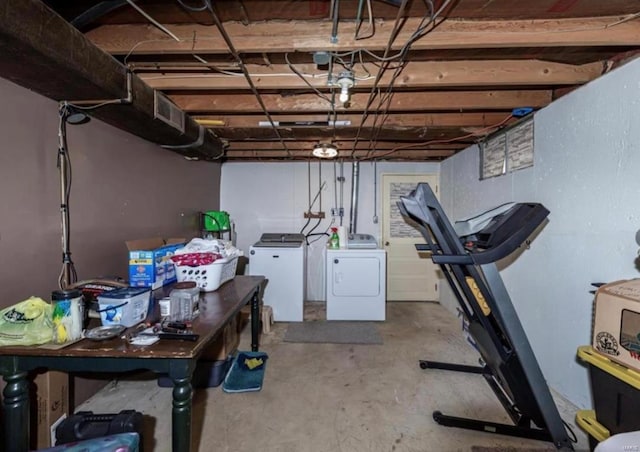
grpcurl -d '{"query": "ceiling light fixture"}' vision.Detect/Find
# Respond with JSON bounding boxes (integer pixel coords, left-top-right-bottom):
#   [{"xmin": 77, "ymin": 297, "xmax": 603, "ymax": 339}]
[
  {"xmin": 312, "ymin": 143, "xmax": 339, "ymax": 159},
  {"xmin": 336, "ymin": 71, "xmax": 354, "ymax": 106}
]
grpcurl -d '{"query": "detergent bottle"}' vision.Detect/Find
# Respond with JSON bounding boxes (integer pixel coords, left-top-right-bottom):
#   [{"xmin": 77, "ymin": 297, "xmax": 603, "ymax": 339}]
[{"xmin": 329, "ymin": 227, "xmax": 340, "ymax": 249}]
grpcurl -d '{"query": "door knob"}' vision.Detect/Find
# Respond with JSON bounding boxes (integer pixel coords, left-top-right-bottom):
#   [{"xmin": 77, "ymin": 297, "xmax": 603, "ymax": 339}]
[
  {"xmin": 384, "ymin": 241, "xmax": 390, "ymax": 246},
  {"xmin": 334, "ymin": 259, "xmax": 339, "ymax": 264}
]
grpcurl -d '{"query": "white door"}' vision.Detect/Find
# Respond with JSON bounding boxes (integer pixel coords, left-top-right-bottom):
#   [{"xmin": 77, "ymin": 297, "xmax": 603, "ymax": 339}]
[{"xmin": 382, "ymin": 174, "xmax": 440, "ymax": 301}]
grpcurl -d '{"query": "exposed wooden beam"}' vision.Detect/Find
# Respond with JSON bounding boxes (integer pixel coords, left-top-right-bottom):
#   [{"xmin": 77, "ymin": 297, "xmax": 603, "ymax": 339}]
[
  {"xmin": 227, "ymin": 141, "xmax": 463, "ymax": 150},
  {"xmin": 170, "ymin": 90, "xmax": 552, "ymax": 113},
  {"xmin": 0, "ymin": 0, "xmax": 223, "ymax": 159},
  {"xmin": 195, "ymin": 112, "xmax": 512, "ymax": 128},
  {"xmin": 215, "ymin": 126, "xmax": 482, "ymax": 141},
  {"xmin": 141, "ymin": 61, "xmax": 602, "ymax": 90},
  {"xmin": 86, "ymin": 17, "xmax": 640, "ymax": 55},
  {"xmin": 224, "ymin": 149, "xmax": 456, "ymax": 160}
]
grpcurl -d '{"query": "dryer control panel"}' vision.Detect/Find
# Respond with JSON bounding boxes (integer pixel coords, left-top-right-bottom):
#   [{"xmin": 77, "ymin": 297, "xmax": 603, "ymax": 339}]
[{"xmin": 347, "ymin": 234, "xmax": 378, "ymax": 249}]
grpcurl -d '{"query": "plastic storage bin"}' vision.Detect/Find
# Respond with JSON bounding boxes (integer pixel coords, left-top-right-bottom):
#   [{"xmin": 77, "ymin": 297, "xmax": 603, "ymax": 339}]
[
  {"xmin": 175, "ymin": 255, "xmax": 238, "ymax": 292},
  {"xmin": 577, "ymin": 346, "xmax": 640, "ymax": 436},
  {"xmin": 96, "ymin": 287, "xmax": 151, "ymax": 327},
  {"xmin": 40, "ymin": 432, "xmax": 139, "ymax": 452},
  {"xmin": 576, "ymin": 409, "xmax": 609, "ymax": 451},
  {"xmin": 157, "ymin": 357, "xmax": 232, "ymax": 388}
]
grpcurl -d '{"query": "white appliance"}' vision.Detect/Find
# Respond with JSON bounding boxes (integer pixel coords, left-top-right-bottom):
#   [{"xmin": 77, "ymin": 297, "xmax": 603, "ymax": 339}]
[
  {"xmin": 249, "ymin": 233, "xmax": 306, "ymax": 322},
  {"xmin": 326, "ymin": 248, "xmax": 386, "ymax": 321},
  {"xmin": 347, "ymin": 233, "xmax": 378, "ymax": 249}
]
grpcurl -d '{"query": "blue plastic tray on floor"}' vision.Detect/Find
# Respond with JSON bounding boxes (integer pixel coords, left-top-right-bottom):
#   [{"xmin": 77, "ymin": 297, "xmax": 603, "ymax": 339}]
[{"xmin": 222, "ymin": 351, "xmax": 268, "ymax": 393}]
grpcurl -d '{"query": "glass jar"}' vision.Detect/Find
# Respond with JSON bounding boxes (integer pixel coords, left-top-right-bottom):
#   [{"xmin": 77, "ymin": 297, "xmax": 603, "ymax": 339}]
[
  {"xmin": 51, "ymin": 289, "xmax": 84, "ymax": 343},
  {"xmin": 169, "ymin": 282, "xmax": 199, "ymax": 321}
]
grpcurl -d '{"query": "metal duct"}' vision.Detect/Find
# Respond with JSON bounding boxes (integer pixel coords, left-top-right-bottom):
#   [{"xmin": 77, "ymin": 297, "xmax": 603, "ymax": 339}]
[{"xmin": 349, "ymin": 161, "xmax": 360, "ymax": 234}]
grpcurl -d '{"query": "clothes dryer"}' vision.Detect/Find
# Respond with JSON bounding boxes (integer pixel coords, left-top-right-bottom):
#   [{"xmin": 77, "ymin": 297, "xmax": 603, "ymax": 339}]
[{"xmin": 326, "ymin": 248, "xmax": 386, "ymax": 321}]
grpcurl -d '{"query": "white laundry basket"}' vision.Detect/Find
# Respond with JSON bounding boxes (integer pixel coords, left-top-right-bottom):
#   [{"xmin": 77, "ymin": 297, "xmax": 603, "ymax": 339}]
[{"xmin": 174, "ymin": 255, "xmax": 238, "ymax": 292}]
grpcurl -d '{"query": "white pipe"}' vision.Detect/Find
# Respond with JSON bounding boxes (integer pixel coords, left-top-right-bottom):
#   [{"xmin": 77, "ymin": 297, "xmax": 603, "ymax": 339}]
[{"xmin": 349, "ymin": 161, "xmax": 360, "ymax": 234}]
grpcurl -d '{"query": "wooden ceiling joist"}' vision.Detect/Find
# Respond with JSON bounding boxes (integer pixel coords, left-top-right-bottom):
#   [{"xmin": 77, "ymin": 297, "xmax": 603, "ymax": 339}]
[
  {"xmin": 215, "ymin": 126, "xmax": 480, "ymax": 141},
  {"xmin": 195, "ymin": 112, "xmax": 513, "ymax": 128},
  {"xmin": 10, "ymin": 0, "xmax": 638, "ymax": 162},
  {"xmin": 139, "ymin": 60, "xmax": 603, "ymax": 90},
  {"xmin": 170, "ymin": 90, "xmax": 553, "ymax": 113},
  {"xmin": 86, "ymin": 18, "xmax": 640, "ymax": 56},
  {"xmin": 0, "ymin": 0, "xmax": 223, "ymax": 160},
  {"xmin": 223, "ymin": 149, "xmax": 456, "ymax": 160},
  {"xmin": 226, "ymin": 141, "xmax": 463, "ymax": 151}
]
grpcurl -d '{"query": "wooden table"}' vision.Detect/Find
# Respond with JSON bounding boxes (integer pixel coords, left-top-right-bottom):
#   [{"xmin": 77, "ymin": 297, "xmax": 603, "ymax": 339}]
[{"xmin": 0, "ymin": 275, "xmax": 265, "ymax": 452}]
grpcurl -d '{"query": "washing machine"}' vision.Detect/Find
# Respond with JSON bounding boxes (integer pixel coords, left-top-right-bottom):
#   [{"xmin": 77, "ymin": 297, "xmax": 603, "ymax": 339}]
[
  {"xmin": 326, "ymin": 248, "xmax": 386, "ymax": 321},
  {"xmin": 249, "ymin": 233, "xmax": 306, "ymax": 322}
]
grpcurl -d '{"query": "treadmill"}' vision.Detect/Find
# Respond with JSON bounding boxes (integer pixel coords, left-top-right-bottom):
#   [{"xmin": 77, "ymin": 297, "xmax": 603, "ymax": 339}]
[{"xmin": 399, "ymin": 183, "xmax": 573, "ymax": 451}]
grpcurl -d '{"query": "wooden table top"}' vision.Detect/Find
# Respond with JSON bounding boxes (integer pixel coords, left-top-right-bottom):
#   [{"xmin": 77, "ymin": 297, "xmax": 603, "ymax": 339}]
[{"xmin": 0, "ymin": 275, "xmax": 265, "ymax": 360}]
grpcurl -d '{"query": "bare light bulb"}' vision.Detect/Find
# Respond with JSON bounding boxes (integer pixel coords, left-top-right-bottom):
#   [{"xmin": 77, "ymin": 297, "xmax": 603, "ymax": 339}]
[{"xmin": 339, "ymin": 85, "xmax": 350, "ymax": 104}]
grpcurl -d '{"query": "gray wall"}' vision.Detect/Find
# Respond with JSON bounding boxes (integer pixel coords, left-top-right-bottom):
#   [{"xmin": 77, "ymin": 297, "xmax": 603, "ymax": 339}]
[
  {"xmin": 221, "ymin": 161, "xmax": 440, "ymax": 301},
  {"xmin": 0, "ymin": 77, "xmax": 221, "ymax": 403},
  {"xmin": 440, "ymin": 57, "xmax": 640, "ymax": 408}
]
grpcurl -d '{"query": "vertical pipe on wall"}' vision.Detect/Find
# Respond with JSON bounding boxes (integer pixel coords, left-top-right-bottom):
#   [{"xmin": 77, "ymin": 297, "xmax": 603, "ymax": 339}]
[
  {"xmin": 349, "ymin": 161, "xmax": 359, "ymax": 234},
  {"xmin": 340, "ymin": 161, "xmax": 344, "ymax": 226},
  {"xmin": 330, "ymin": 0, "xmax": 340, "ymax": 43}
]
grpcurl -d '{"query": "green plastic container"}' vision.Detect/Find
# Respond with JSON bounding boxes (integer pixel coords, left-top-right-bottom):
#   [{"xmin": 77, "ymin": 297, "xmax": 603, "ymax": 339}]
[{"xmin": 202, "ymin": 211, "xmax": 230, "ymax": 232}]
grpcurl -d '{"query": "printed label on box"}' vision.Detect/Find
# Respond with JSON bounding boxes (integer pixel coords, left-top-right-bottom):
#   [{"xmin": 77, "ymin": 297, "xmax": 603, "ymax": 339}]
[{"xmin": 593, "ymin": 279, "xmax": 640, "ymax": 372}]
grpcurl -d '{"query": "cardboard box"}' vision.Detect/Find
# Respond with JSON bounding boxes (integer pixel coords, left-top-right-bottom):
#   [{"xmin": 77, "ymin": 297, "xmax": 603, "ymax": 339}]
[
  {"xmin": 126, "ymin": 237, "xmax": 185, "ymax": 289},
  {"xmin": 33, "ymin": 370, "xmax": 69, "ymax": 449},
  {"xmin": 593, "ymin": 279, "xmax": 640, "ymax": 371}
]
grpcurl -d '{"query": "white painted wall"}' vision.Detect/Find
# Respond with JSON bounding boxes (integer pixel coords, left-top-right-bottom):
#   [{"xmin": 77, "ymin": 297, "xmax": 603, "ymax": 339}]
[
  {"xmin": 440, "ymin": 58, "xmax": 640, "ymax": 408},
  {"xmin": 221, "ymin": 161, "xmax": 439, "ymax": 300}
]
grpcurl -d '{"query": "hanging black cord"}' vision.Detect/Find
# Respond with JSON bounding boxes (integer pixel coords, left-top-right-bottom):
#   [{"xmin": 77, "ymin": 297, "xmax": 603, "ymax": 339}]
[
  {"xmin": 562, "ymin": 419, "xmax": 578, "ymax": 444},
  {"xmin": 57, "ymin": 105, "xmax": 78, "ymax": 289}
]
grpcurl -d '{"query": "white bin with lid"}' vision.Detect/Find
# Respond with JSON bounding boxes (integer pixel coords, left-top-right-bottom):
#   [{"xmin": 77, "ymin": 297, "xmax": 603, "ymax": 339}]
[{"xmin": 97, "ymin": 287, "xmax": 151, "ymax": 327}]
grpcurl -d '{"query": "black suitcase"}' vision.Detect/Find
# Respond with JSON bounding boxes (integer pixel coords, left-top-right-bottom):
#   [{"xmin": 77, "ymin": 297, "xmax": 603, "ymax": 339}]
[{"xmin": 55, "ymin": 409, "xmax": 143, "ymax": 446}]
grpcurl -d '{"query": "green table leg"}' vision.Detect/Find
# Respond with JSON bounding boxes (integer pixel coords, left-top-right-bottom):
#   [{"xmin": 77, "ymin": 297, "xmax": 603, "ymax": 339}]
[
  {"xmin": 171, "ymin": 375, "xmax": 192, "ymax": 452},
  {"xmin": 251, "ymin": 289, "xmax": 260, "ymax": 352},
  {"xmin": 3, "ymin": 371, "xmax": 29, "ymax": 452}
]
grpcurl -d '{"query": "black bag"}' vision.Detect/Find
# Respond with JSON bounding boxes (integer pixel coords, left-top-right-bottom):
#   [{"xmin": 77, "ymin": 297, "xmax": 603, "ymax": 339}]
[{"xmin": 55, "ymin": 409, "xmax": 143, "ymax": 445}]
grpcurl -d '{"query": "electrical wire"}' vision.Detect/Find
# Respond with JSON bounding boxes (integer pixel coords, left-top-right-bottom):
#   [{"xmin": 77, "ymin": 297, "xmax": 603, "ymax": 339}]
[
  {"xmin": 204, "ymin": 1, "xmax": 293, "ymax": 159},
  {"xmin": 360, "ymin": 0, "xmax": 454, "ymax": 159},
  {"xmin": 285, "ymin": 53, "xmax": 333, "ymax": 104},
  {"xmin": 306, "ymin": 232, "xmax": 331, "ymax": 245},
  {"xmin": 305, "ymin": 218, "xmax": 324, "ymax": 245},
  {"xmin": 57, "ymin": 105, "xmax": 79, "ymax": 289},
  {"xmin": 355, "ymin": 0, "xmax": 375, "ymax": 40},
  {"xmin": 125, "ymin": 0, "xmax": 180, "ymax": 41},
  {"xmin": 373, "ymin": 160, "xmax": 378, "ymax": 223},
  {"xmin": 348, "ymin": 0, "xmax": 414, "ymax": 158},
  {"xmin": 63, "ymin": 99, "xmax": 125, "ymax": 111},
  {"xmin": 308, "ymin": 160, "xmax": 311, "ymax": 211},
  {"xmin": 176, "ymin": 0, "xmax": 208, "ymax": 12},
  {"xmin": 562, "ymin": 419, "xmax": 578, "ymax": 444}
]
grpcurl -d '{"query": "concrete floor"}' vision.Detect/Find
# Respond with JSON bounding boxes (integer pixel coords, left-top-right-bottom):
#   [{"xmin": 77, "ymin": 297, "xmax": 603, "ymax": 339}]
[{"xmin": 77, "ymin": 301, "xmax": 589, "ymax": 452}]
